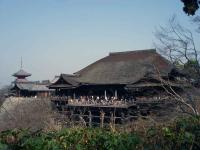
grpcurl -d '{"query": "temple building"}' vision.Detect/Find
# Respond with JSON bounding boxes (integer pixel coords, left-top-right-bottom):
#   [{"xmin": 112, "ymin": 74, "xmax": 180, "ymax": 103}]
[
  {"xmin": 49, "ymin": 49, "xmax": 188, "ymax": 125},
  {"xmin": 49, "ymin": 49, "xmax": 186, "ymax": 100},
  {"xmin": 11, "ymin": 66, "xmax": 54, "ymax": 97}
]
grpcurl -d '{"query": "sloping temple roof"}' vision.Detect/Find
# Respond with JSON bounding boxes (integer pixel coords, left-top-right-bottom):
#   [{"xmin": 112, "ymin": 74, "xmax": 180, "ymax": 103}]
[
  {"xmin": 50, "ymin": 49, "xmax": 177, "ymax": 88},
  {"xmin": 75, "ymin": 49, "xmax": 174, "ymax": 84},
  {"xmin": 12, "ymin": 83, "xmax": 54, "ymax": 92},
  {"xmin": 49, "ymin": 74, "xmax": 80, "ymax": 89}
]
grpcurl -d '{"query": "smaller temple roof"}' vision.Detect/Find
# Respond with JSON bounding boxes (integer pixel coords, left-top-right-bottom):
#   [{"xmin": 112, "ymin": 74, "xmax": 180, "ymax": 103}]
[
  {"xmin": 13, "ymin": 69, "xmax": 31, "ymax": 77},
  {"xmin": 51, "ymin": 76, "xmax": 61, "ymax": 84},
  {"xmin": 49, "ymin": 74, "xmax": 80, "ymax": 89},
  {"xmin": 12, "ymin": 83, "xmax": 54, "ymax": 92},
  {"xmin": 31, "ymin": 84, "xmax": 54, "ymax": 92},
  {"xmin": 14, "ymin": 78, "xmax": 29, "ymax": 83},
  {"xmin": 61, "ymin": 74, "xmax": 80, "ymax": 86}
]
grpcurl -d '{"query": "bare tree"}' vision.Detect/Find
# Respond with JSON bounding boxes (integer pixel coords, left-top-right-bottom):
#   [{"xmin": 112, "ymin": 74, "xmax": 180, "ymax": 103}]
[
  {"xmin": 155, "ymin": 66, "xmax": 199, "ymax": 116},
  {"xmin": 154, "ymin": 17, "xmax": 200, "ymax": 116},
  {"xmin": 0, "ymin": 86, "xmax": 10, "ymax": 107},
  {"xmin": 154, "ymin": 16, "xmax": 200, "ymax": 85},
  {"xmin": 193, "ymin": 15, "xmax": 200, "ymax": 32}
]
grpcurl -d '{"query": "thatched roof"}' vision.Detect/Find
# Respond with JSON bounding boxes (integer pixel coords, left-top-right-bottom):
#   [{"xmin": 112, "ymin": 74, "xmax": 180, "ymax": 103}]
[
  {"xmin": 75, "ymin": 49, "xmax": 174, "ymax": 84},
  {"xmin": 50, "ymin": 49, "xmax": 177, "ymax": 89},
  {"xmin": 125, "ymin": 82, "xmax": 184, "ymax": 89}
]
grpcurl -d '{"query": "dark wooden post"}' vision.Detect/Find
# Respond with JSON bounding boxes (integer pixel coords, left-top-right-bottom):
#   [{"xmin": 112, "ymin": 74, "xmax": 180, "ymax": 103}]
[
  {"xmin": 121, "ymin": 112, "xmax": 125, "ymax": 125},
  {"xmin": 100, "ymin": 110, "xmax": 105, "ymax": 128},
  {"xmin": 61, "ymin": 105, "xmax": 65, "ymax": 112},
  {"xmin": 70, "ymin": 110, "xmax": 74, "ymax": 127},
  {"xmin": 70, "ymin": 110, "xmax": 74, "ymax": 120},
  {"xmin": 127, "ymin": 110, "xmax": 131, "ymax": 126},
  {"xmin": 88, "ymin": 111, "xmax": 92, "ymax": 127},
  {"xmin": 110, "ymin": 112, "xmax": 114, "ymax": 128},
  {"xmin": 79, "ymin": 110, "xmax": 86, "ymax": 126}
]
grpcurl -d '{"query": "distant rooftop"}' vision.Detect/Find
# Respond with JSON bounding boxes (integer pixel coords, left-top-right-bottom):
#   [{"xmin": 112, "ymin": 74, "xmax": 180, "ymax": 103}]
[{"xmin": 12, "ymin": 82, "xmax": 54, "ymax": 92}]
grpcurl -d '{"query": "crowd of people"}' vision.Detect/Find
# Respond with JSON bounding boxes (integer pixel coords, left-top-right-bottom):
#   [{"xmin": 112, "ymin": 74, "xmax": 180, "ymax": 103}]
[
  {"xmin": 52, "ymin": 95, "xmax": 136, "ymax": 106},
  {"xmin": 52, "ymin": 95, "xmax": 168, "ymax": 106}
]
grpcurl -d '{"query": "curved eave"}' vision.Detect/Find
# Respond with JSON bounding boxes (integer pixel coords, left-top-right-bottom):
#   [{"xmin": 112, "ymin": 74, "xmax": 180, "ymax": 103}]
[
  {"xmin": 13, "ymin": 69, "xmax": 32, "ymax": 77},
  {"xmin": 125, "ymin": 82, "xmax": 189, "ymax": 89},
  {"xmin": 48, "ymin": 84, "xmax": 78, "ymax": 89},
  {"xmin": 13, "ymin": 74, "xmax": 31, "ymax": 77}
]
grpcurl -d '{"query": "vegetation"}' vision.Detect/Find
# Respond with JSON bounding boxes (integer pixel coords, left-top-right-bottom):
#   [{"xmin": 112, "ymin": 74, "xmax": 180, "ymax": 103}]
[
  {"xmin": 154, "ymin": 16, "xmax": 200, "ymax": 116},
  {"xmin": 181, "ymin": 0, "xmax": 200, "ymax": 15},
  {"xmin": 155, "ymin": 16, "xmax": 200, "ymax": 74},
  {"xmin": 0, "ymin": 98, "xmax": 62, "ymax": 132},
  {"xmin": 0, "ymin": 116, "xmax": 199, "ymax": 150},
  {"xmin": 0, "ymin": 86, "xmax": 9, "ymax": 107}
]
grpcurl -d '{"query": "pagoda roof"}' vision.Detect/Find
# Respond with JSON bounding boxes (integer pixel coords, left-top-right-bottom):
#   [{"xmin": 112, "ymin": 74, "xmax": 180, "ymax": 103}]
[{"xmin": 13, "ymin": 69, "xmax": 31, "ymax": 77}]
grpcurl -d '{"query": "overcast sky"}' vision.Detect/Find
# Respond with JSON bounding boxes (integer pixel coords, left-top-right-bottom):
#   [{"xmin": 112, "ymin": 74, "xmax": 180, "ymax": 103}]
[{"xmin": 0, "ymin": 0, "xmax": 199, "ymax": 87}]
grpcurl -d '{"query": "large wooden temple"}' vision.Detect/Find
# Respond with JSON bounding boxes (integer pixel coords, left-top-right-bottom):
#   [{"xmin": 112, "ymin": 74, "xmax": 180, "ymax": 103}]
[
  {"xmin": 50, "ymin": 49, "xmax": 185, "ymax": 98},
  {"xmin": 49, "ymin": 49, "xmax": 187, "ymax": 125}
]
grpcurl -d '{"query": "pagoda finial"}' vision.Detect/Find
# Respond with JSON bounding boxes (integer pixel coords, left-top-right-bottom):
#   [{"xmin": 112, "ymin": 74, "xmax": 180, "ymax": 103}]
[{"xmin": 21, "ymin": 57, "xmax": 23, "ymax": 69}]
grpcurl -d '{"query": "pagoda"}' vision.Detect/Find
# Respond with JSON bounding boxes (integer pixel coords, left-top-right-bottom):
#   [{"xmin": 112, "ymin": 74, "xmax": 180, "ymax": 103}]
[
  {"xmin": 13, "ymin": 69, "xmax": 31, "ymax": 83},
  {"xmin": 11, "ymin": 59, "xmax": 54, "ymax": 97},
  {"xmin": 12, "ymin": 59, "xmax": 31, "ymax": 83}
]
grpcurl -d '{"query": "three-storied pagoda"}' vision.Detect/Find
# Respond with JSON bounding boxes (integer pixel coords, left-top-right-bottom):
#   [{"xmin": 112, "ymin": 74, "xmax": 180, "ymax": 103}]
[{"xmin": 11, "ymin": 64, "xmax": 54, "ymax": 97}]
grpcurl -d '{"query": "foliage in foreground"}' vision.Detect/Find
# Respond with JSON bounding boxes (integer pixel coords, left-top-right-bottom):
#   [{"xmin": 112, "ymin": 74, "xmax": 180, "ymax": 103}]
[{"xmin": 0, "ymin": 116, "xmax": 200, "ymax": 150}]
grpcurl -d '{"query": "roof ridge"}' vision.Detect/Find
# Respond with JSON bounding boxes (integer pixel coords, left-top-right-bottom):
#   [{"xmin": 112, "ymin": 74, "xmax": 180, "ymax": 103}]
[
  {"xmin": 74, "ymin": 49, "xmax": 157, "ymax": 75},
  {"xmin": 109, "ymin": 49, "xmax": 156, "ymax": 56},
  {"xmin": 61, "ymin": 73, "xmax": 77, "ymax": 77},
  {"xmin": 74, "ymin": 56, "xmax": 108, "ymax": 75}
]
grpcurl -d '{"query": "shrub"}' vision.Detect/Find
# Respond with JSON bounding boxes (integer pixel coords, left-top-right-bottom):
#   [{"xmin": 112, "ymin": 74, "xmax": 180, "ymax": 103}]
[{"xmin": 0, "ymin": 116, "xmax": 199, "ymax": 150}]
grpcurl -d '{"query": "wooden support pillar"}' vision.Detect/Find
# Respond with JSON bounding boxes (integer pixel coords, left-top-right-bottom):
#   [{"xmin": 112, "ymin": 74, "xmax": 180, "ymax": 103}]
[
  {"xmin": 70, "ymin": 110, "xmax": 74, "ymax": 119},
  {"xmin": 115, "ymin": 90, "xmax": 118, "ymax": 99},
  {"xmin": 121, "ymin": 112, "xmax": 125, "ymax": 125},
  {"xmin": 73, "ymin": 92, "xmax": 76, "ymax": 100},
  {"xmin": 70, "ymin": 110, "xmax": 74, "ymax": 127},
  {"xmin": 79, "ymin": 110, "xmax": 86, "ymax": 126},
  {"xmin": 127, "ymin": 110, "xmax": 131, "ymax": 126},
  {"xmin": 100, "ymin": 110, "xmax": 105, "ymax": 128},
  {"xmin": 61, "ymin": 105, "xmax": 64, "ymax": 112},
  {"xmin": 110, "ymin": 112, "xmax": 114, "ymax": 129},
  {"xmin": 104, "ymin": 90, "xmax": 107, "ymax": 100},
  {"xmin": 88, "ymin": 111, "xmax": 92, "ymax": 127}
]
